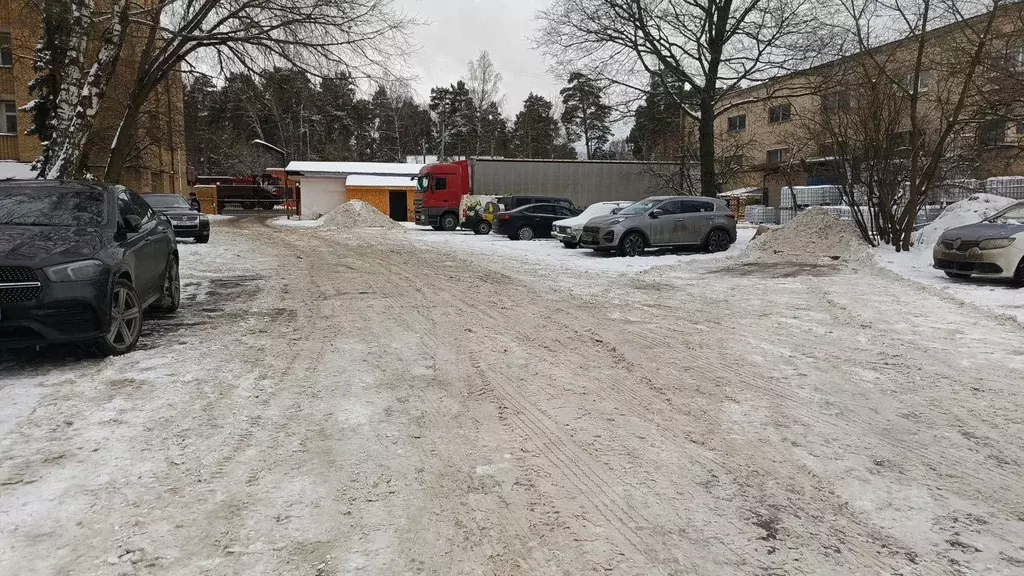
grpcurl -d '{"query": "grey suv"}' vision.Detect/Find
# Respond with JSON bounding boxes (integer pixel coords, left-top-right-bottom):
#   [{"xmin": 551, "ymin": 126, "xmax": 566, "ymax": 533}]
[{"xmin": 579, "ymin": 196, "xmax": 736, "ymax": 256}]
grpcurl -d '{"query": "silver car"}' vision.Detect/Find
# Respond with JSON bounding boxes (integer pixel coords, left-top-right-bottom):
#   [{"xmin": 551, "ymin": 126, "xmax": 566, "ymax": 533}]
[{"xmin": 578, "ymin": 196, "xmax": 737, "ymax": 257}]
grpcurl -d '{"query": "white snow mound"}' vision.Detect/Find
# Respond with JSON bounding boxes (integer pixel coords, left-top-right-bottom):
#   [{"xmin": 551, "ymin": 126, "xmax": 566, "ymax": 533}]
[
  {"xmin": 913, "ymin": 193, "xmax": 1017, "ymax": 253},
  {"xmin": 320, "ymin": 200, "xmax": 402, "ymax": 230},
  {"xmin": 746, "ymin": 207, "xmax": 868, "ymax": 262}
]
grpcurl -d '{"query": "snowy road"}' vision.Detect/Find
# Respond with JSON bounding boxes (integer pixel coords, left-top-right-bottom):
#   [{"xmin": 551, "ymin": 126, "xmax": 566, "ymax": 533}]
[{"xmin": 3, "ymin": 217, "xmax": 1024, "ymax": 575}]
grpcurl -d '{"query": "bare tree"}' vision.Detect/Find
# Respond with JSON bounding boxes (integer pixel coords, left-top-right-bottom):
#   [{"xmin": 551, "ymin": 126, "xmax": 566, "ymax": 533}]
[
  {"xmin": 465, "ymin": 51, "xmax": 504, "ymax": 110},
  {"xmin": 803, "ymin": 0, "xmax": 1008, "ymax": 250},
  {"xmin": 33, "ymin": 0, "xmax": 130, "ymax": 179},
  {"xmin": 537, "ymin": 0, "xmax": 825, "ymax": 197}
]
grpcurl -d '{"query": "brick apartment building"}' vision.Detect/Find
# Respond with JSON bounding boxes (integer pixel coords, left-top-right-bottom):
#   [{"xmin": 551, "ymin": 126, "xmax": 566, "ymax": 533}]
[
  {"xmin": 0, "ymin": 0, "xmax": 187, "ymax": 193},
  {"xmin": 713, "ymin": 4, "xmax": 1024, "ymax": 207}
]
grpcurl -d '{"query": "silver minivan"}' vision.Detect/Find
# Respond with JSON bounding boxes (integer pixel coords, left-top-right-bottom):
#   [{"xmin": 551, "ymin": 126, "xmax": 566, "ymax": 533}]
[{"xmin": 578, "ymin": 196, "xmax": 737, "ymax": 257}]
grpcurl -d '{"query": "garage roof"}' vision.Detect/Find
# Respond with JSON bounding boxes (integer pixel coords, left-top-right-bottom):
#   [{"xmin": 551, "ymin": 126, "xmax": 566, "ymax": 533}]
[
  {"xmin": 346, "ymin": 175, "xmax": 417, "ymax": 188},
  {"xmin": 285, "ymin": 161, "xmax": 425, "ymax": 178}
]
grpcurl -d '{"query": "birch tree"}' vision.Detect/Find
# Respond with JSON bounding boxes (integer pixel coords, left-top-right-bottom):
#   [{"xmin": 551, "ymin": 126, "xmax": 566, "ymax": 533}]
[
  {"xmin": 30, "ymin": 0, "xmax": 414, "ymax": 182},
  {"xmin": 30, "ymin": 0, "xmax": 130, "ymax": 179},
  {"xmin": 537, "ymin": 0, "xmax": 825, "ymax": 196}
]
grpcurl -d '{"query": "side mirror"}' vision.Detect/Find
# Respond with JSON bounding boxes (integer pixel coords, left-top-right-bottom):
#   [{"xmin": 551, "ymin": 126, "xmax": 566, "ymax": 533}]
[
  {"xmin": 611, "ymin": 207, "xmax": 622, "ymax": 215},
  {"xmin": 649, "ymin": 209, "xmax": 665, "ymax": 219},
  {"xmin": 123, "ymin": 214, "xmax": 143, "ymax": 233}
]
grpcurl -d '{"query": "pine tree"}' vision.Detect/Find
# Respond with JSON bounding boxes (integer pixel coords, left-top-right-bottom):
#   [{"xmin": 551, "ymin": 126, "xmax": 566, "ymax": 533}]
[
  {"xmin": 559, "ymin": 73, "xmax": 612, "ymax": 159},
  {"xmin": 510, "ymin": 93, "xmax": 573, "ymax": 159}
]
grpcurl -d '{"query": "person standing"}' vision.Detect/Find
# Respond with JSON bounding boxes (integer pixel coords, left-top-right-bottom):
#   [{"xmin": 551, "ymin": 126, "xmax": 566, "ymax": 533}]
[{"xmin": 188, "ymin": 192, "xmax": 202, "ymax": 213}]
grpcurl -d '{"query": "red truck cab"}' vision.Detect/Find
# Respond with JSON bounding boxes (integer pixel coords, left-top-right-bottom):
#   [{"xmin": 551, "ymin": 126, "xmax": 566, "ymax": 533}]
[{"xmin": 415, "ymin": 160, "xmax": 470, "ymax": 230}]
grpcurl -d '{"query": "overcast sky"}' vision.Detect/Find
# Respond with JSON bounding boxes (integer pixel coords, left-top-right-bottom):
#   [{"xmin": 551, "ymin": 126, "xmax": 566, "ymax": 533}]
[{"xmin": 394, "ymin": 0, "xmax": 562, "ymax": 115}]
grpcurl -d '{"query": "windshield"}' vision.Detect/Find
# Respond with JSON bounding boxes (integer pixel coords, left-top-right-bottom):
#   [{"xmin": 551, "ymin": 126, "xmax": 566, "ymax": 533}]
[
  {"xmin": 617, "ymin": 199, "xmax": 661, "ymax": 216},
  {"xmin": 144, "ymin": 194, "xmax": 191, "ymax": 209},
  {"xmin": 416, "ymin": 175, "xmax": 429, "ymax": 192},
  {"xmin": 987, "ymin": 202, "xmax": 1024, "ymax": 225},
  {"xmin": 0, "ymin": 188, "xmax": 106, "ymax": 227}
]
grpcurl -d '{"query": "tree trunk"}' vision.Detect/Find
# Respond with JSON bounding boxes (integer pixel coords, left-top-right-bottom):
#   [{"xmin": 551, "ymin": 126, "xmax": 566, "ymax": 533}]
[
  {"xmin": 697, "ymin": 94, "xmax": 718, "ymax": 197},
  {"xmin": 41, "ymin": 0, "xmax": 92, "ymax": 178},
  {"xmin": 103, "ymin": 87, "xmax": 148, "ymax": 184},
  {"xmin": 46, "ymin": 0, "xmax": 129, "ymax": 180}
]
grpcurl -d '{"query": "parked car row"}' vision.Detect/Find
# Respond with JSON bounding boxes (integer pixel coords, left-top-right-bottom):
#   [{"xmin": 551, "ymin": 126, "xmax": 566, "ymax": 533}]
[
  {"xmin": 445, "ymin": 193, "xmax": 739, "ymax": 257},
  {"xmin": 1, "ymin": 182, "xmax": 211, "ymax": 356}
]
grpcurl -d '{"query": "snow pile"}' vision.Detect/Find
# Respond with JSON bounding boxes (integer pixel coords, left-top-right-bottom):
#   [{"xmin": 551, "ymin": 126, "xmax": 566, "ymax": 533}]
[
  {"xmin": 320, "ymin": 200, "xmax": 402, "ymax": 230},
  {"xmin": 745, "ymin": 207, "xmax": 868, "ymax": 263},
  {"xmin": 912, "ymin": 193, "xmax": 1017, "ymax": 255}
]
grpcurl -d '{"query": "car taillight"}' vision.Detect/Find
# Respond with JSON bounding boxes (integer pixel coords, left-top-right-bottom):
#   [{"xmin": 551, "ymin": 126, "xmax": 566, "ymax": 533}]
[
  {"xmin": 499, "ymin": 214, "xmax": 510, "ymax": 221},
  {"xmin": 462, "ymin": 209, "xmax": 467, "ymax": 219}
]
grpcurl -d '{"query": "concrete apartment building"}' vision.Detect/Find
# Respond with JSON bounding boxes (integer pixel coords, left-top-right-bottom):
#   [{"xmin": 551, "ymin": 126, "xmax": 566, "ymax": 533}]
[
  {"xmin": 715, "ymin": 4, "xmax": 1024, "ymax": 207},
  {"xmin": 0, "ymin": 0, "xmax": 187, "ymax": 192}
]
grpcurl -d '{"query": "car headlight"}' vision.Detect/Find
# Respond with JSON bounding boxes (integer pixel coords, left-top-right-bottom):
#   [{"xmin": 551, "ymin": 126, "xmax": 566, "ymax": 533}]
[
  {"xmin": 44, "ymin": 259, "xmax": 106, "ymax": 282},
  {"xmin": 606, "ymin": 217, "xmax": 626, "ymax": 226},
  {"xmin": 979, "ymin": 238, "xmax": 1015, "ymax": 250}
]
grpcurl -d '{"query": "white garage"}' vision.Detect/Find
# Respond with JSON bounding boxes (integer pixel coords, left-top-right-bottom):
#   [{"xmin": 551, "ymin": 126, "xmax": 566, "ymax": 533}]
[{"xmin": 285, "ymin": 161, "xmax": 425, "ymax": 220}]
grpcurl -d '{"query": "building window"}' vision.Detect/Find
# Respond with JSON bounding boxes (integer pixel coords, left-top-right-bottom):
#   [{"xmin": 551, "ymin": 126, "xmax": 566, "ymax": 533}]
[
  {"xmin": 899, "ymin": 70, "xmax": 932, "ymax": 93},
  {"xmin": 150, "ymin": 172, "xmax": 164, "ymax": 193},
  {"xmin": 978, "ymin": 119, "xmax": 1007, "ymax": 147},
  {"xmin": 1016, "ymin": 122, "xmax": 1024, "ymax": 136},
  {"xmin": 766, "ymin": 148, "xmax": 789, "ymax": 166},
  {"xmin": 727, "ymin": 114, "xmax": 746, "ymax": 132},
  {"xmin": 822, "ymin": 93, "xmax": 851, "ymax": 114},
  {"xmin": 0, "ymin": 101, "xmax": 17, "ymax": 135},
  {"xmin": 0, "ymin": 32, "xmax": 10, "ymax": 67},
  {"xmin": 768, "ymin": 104, "xmax": 792, "ymax": 124},
  {"xmin": 891, "ymin": 130, "xmax": 913, "ymax": 150}
]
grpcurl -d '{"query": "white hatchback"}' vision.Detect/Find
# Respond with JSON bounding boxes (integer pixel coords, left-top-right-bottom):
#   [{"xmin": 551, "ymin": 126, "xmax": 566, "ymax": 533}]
[{"xmin": 552, "ymin": 201, "xmax": 634, "ymax": 248}]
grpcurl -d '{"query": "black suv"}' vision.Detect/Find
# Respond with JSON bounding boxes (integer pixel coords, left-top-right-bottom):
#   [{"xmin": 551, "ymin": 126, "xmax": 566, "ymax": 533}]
[
  {"xmin": 143, "ymin": 193, "xmax": 210, "ymax": 243},
  {"xmin": 0, "ymin": 181, "xmax": 180, "ymax": 355}
]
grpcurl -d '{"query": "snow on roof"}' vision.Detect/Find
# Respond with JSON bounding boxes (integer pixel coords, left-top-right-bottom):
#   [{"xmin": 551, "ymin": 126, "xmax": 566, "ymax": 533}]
[
  {"xmin": 719, "ymin": 187, "xmax": 762, "ymax": 198},
  {"xmin": 346, "ymin": 175, "xmax": 417, "ymax": 188},
  {"xmin": 0, "ymin": 161, "xmax": 38, "ymax": 180},
  {"xmin": 286, "ymin": 161, "xmax": 425, "ymax": 177}
]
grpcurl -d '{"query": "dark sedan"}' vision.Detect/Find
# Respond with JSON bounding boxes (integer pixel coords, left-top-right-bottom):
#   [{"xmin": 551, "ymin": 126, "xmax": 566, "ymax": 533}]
[
  {"xmin": 0, "ymin": 181, "xmax": 180, "ymax": 355},
  {"xmin": 144, "ymin": 193, "xmax": 210, "ymax": 243},
  {"xmin": 493, "ymin": 203, "xmax": 581, "ymax": 241}
]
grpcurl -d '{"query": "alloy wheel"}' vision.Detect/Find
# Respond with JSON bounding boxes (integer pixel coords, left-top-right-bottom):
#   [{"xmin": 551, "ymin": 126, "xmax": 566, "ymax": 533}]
[
  {"xmin": 623, "ymin": 234, "xmax": 644, "ymax": 257},
  {"xmin": 518, "ymin": 226, "xmax": 535, "ymax": 241},
  {"xmin": 106, "ymin": 286, "xmax": 142, "ymax": 351},
  {"xmin": 166, "ymin": 259, "xmax": 180, "ymax": 306},
  {"xmin": 708, "ymin": 230, "xmax": 730, "ymax": 253}
]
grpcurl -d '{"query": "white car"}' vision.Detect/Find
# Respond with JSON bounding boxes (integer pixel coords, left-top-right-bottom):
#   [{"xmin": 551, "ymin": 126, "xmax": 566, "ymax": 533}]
[
  {"xmin": 552, "ymin": 201, "xmax": 634, "ymax": 248},
  {"xmin": 933, "ymin": 200, "xmax": 1024, "ymax": 284}
]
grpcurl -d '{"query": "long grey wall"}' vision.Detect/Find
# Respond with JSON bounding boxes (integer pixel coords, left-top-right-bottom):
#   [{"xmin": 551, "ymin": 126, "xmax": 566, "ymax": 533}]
[{"xmin": 469, "ymin": 159, "xmax": 682, "ymax": 207}]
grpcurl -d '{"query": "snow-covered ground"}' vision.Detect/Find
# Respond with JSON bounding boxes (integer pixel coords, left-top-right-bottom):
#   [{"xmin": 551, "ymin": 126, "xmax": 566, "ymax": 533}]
[
  {"xmin": 873, "ymin": 194, "xmax": 1024, "ymax": 323},
  {"xmin": 269, "ymin": 215, "xmax": 324, "ymax": 228},
  {"xmin": 4, "ymin": 218, "xmax": 1024, "ymax": 575},
  {"xmin": 874, "ymin": 249, "xmax": 1024, "ymax": 323}
]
